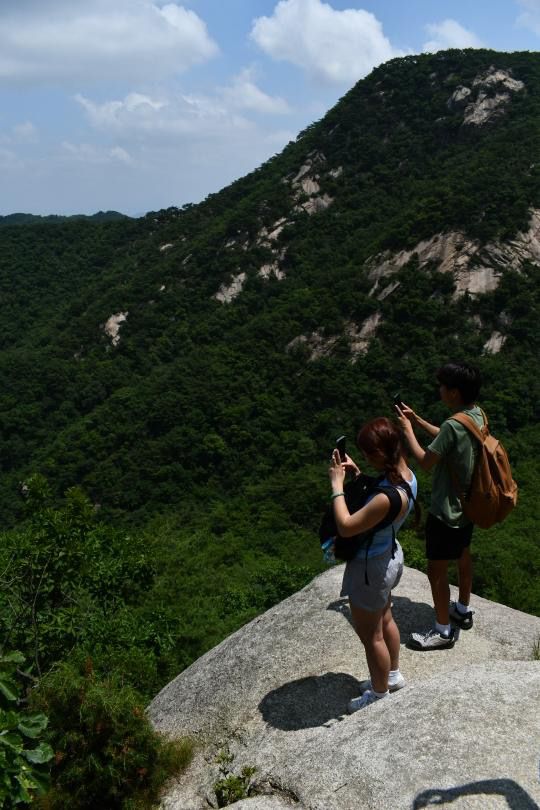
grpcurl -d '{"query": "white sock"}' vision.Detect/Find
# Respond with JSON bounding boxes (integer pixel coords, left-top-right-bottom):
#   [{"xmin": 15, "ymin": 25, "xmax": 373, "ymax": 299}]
[
  {"xmin": 388, "ymin": 669, "xmax": 401, "ymax": 685},
  {"xmin": 372, "ymin": 689, "xmax": 389, "ymax": 699},
  {"xmin": 456, "ymin": 600, "xmax": 470, "ymax": 614},
  {"xmin": 435, "ymin": 622, "xmax": 451, "ymax": 637}
]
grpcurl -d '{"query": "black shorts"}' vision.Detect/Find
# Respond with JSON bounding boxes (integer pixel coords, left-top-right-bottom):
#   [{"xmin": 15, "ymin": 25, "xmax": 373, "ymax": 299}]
[{"xmin": 425, "ymin": 512, "xmax": 473, "ymax": 561}]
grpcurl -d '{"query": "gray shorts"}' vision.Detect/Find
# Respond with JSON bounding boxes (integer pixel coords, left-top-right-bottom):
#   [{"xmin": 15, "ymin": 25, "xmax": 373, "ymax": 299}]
[{"xmin": 340, "ymin": 542, "xmax": 404, "ymax": 612}]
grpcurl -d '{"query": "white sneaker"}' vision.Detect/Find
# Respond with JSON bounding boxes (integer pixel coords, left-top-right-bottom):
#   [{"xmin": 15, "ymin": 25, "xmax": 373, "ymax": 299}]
[
  {"xmin": 357, "ymin": 674, "xmax": 406, "ymax": 693},
  {"xmin": 409, "ymin": 628, "xmax": 456, "ymax": 651},
  {"xmin": 347, "ymin": 689, "xmax": 386, "ymax": 713}
]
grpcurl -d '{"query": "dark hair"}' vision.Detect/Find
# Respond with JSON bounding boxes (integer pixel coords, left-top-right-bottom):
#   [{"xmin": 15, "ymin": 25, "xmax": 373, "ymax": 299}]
[
  {"xmin": 356, "ymin": 417, "xmax": 404, "ymax": 483},
  {"xmin": 356, "ymin": 417, "xmax": 420, "ymax": 525},
  {"xmin": 436, "ymin": 362, "xmax": 481, "ymax": 404}
]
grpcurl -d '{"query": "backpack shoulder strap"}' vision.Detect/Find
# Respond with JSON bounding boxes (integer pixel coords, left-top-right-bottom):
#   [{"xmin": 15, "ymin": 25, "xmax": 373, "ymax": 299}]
[
  {"xmin": 447, "ymin": 410, "xmax": 489, "ymax": 501},
  {"xmin": 372, "ymin": 484, "xmax": 405, "ymax": 528},
  {"xmin": 361, "ymin": 484, "xmax": 403, "ymax": 585},
  {"xmin": 449, "ymin": 410, "xmax": 488, "ymax": 444}
]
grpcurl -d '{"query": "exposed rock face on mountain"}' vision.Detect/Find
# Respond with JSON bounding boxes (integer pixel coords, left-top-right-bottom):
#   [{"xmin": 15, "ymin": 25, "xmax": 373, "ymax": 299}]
[
  {"xmin": 214, "ymin": 272, "xmax": 247, "ymax": 303},
  {"xmin": 149, "ymin": 567, "xmax": 540, "ymax": 810},
  {"xmin": 102, "ymin": 311, "xmax": 128, "ymax": 346},
  {"xmin": 140, "ymin": 53, "xmax": 540, "ymax": 372},
  {"xmin": 366, "ymin": 207, "xmax": 540, "ymax": 299},
  {"xmin": 447, "ymin": 65, "xmax": 525, "ymax": 126},
  {"xmin": 204, "ymin": 58, "xmax": 540, "ymax": 365}
]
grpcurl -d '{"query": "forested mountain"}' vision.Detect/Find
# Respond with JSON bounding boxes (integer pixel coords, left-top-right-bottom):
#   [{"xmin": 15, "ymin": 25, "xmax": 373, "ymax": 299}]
[
  {"xmin": 0, "ymin": 210, "xmax": 130, "ymax": 226},
  {"xmin": 0, "ymin": 47, "xmax": 539, "ymax": 806}
]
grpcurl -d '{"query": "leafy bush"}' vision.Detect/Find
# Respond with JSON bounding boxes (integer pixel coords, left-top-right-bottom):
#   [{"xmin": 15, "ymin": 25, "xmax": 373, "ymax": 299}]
[
  {"xmin": 214, "ymin": 750, "xmax": 257, "ymax": 808},
  {"xmin": 31, "ymin": 660, "xmax": 193, "ymax": 810},
  {"xmin": 0, "ymin": 650, "xmax": 53, "ymax": 808},
  {"xmin": 0, "ymin": 475, "xmax": 157, "ymax": 686}
]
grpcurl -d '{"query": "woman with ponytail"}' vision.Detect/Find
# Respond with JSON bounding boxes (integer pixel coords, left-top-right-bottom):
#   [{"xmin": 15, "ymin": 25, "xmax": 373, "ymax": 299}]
[{"xmin": 328, "ymin": 417, "xmax": 419, "ymax": 712}]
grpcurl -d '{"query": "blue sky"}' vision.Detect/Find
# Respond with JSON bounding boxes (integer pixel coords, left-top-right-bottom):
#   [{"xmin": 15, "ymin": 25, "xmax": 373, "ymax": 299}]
[{"xmin": 1, "ymin": 0, "xmax": 539, "ymax": 216}]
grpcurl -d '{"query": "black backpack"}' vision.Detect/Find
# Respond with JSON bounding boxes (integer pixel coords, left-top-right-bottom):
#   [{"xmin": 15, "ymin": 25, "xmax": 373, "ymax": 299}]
[{"xmin": 319, "ymin": 474, "xmax": 408, "ymax": 577}]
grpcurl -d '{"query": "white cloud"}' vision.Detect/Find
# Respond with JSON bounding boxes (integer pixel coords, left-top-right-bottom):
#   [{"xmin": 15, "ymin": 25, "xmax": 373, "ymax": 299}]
[
  {"xmin": 76, "ymin": 90, "xmax": 252, "ymax": 140},
  {"xmin": 61, "ymin": 141, "xmax": 135, "ymax": 165},
  {"xmin": 0, "ymin": 121, "xmax": 38, "ymax": 145},
  {"xmin": 63, "ymin": 81, "xmax": 299, "ymax": 214},
  {"xmin": 423, "ymin": 19, "xmax": 484, "ymax": 52},
  {"xmin": 75, "ymin": 79, "xmax": 292, "ymax": 140},
  {"xmin": 222, "ymin": 69, "xmax": 291, "ymax": 115},
  {"xmin": 0, "ymin": 0, "xmax": 218, "ymax": 84},
  {"xmin": 75, "ymin": 93, "xmax": 168, "ymax": 130},
  {"xmin": 250, "ymin": 0, "xmax": 400, "ymax": 84},
  {"xmin": 109, "ymin": 146, "xmax": 134, "ymax": 165},
  {"xmin": 516, "ymin": 0, "xmax": 540, "ymax": 35},
  {"xmin": 13, "ymin": 122, "xmax": 38, "ymax": 142}
]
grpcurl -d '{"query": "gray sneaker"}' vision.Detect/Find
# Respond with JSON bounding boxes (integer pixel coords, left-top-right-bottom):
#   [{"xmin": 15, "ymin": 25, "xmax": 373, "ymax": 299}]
[
  {"xmin": 357, "ymin": 673, "xmax": 406, "ymax": 693},
  {"xmin": 348, "ymin": 689, "xmax": 385, "ymax": 713},
  {"xmin": 409, "ymin": 628, "xmax": 456, "ymax": 651},
  {"xmin": 449, "ymin": 601, "xmax": 474, "ymax": 630}
]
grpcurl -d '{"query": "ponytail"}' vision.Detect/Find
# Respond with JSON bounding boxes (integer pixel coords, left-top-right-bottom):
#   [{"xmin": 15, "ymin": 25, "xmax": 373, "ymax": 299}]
[{"xmin": 357, "ymin": 417, "xmax": 421, "ymax": 526}]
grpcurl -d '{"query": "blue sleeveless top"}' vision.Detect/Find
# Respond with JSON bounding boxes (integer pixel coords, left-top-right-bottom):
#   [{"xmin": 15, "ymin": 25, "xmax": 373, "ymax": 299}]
[{"xmin": 355, "ymin": 472, "xmax": 418, "ymax": 559}]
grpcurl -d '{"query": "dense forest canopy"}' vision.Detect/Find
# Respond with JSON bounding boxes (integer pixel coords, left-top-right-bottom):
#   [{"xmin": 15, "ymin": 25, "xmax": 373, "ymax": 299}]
[
  {"xmin": 0, "ymin": 47, "xmax": 539, "ymax": 806},
  {"xmin": 0, "ymin": 211, "xmax": 131, "ymax": 226}
]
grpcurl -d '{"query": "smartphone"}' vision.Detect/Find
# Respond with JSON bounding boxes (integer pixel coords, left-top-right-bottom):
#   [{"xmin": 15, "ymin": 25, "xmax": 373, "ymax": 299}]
[
  {"xmin": 393, "ymin": 393, "xmax": 404, "ymax": 410},
  {"xmin": 335, "ymin": 435, "xmax": 346, "ymax": 462}
]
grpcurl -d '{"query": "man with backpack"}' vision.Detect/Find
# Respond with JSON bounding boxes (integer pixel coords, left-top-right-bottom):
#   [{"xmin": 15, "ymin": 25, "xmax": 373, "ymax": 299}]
[{"xmin": 396, "ymin": 362, "xmax": 484, "ymax": 650}]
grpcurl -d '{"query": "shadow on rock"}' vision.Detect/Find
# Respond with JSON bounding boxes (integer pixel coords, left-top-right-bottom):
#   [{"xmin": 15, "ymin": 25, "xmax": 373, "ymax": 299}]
[
  {"xmin": 414, "ymin": 778, "xmax": 539, "ymax": 809},
  {"xmin": 327, "ymin": 594, "xmax": 436, "ymax": 644},
  {"xmin": 391, "ymin": 595, "xmax": 435, "ymax": 641},
  {"xmin": 326, "ymin": 598, "xmax": 353, "ymax": 626},
  {"xmin": 259, "ymin": 672, "xmax": 362, "ymax": 730}
]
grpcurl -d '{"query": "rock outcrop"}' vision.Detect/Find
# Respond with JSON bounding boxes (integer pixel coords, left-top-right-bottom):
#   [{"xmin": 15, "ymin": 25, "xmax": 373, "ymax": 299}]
[
  {"xmin": 149, "ymin": 566, "xmax": 540, "ymax": 810},
  {"xmin": 345, "ymin": 314, "xmax": 382, "ymax": 360},
  {"xmin": 286, "ymin": 329, "xmax": 339, "ymax": 361},
  {"xmin": 214, "ymin": 273, "xmax": 247, "ymax": 303},
  {"xmin": 289, "ymin": 151, "xmax": 335, "ymax": 216},
  {"xmin": 447, "ymin": 66, "xmax": 525, "ymax": 126},
  {"xmin": 483, "ymin": 330, "xmax": 507, "ymax": 354},
  {"xmin": 102, "ymin": 311, "xmax": 128, "ymax": 346},
  {"xmin": 366, "ymin": 208, "xmax": 540, "ymax": 299}
]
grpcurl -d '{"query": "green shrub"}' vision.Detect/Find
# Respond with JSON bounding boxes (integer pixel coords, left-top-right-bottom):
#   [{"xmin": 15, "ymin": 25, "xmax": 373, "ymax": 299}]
[
  {"xmin": 30, "ymin": 660, "xmax": 193, "ymax": 810},
  {"xmin": 213, "ymin": 749, "xmax": 257, "ymax": 808},
  {"xmin": 0, "ymin": 476, "xmax": 158, "ymax": 691},
  {"xmin": 0, "ymin": 650, "xmax": 53, "ymax": 808}
]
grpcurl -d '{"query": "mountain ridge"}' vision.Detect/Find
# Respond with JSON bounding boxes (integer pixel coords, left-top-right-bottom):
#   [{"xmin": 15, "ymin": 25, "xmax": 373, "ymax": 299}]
[{"xmin": 0, "ymin": 210, "xmax": 131, "ymax": 226}]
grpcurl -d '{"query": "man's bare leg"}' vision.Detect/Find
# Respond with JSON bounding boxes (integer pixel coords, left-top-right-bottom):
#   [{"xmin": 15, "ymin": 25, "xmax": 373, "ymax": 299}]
[
  {"xmin": 427, "ymin": 559, "xmax": 450, "ymax": 625},
  {"xmin": 457, "ymin": 546, "xmax": 473, "ymax": 606}
]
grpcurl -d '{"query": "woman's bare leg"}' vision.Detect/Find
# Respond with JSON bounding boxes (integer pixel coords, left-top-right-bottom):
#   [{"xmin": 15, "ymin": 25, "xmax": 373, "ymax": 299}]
[
  {"xmin": 349, "ymin": 602, "xmax": 389, "ymax": 693},
  {"xmin": 381, "ymin": 596, "xmax": 400, "ymax": 670}
]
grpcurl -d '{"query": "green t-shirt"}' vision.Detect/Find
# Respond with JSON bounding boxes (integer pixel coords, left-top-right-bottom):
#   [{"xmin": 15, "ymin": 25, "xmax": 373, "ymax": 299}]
[{"xmin": 428, "ymin": 405, "xmax": 484, "ymax": 528}]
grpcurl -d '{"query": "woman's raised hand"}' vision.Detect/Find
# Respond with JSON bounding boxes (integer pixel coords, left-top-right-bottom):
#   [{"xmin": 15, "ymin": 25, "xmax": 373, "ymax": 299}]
[
  {"xmin": 328, "ymin": 451, "xmax": 361, "ymax": 491},
  {"xmin": 328, "ymin": 449, "xmax": 346, "ymax": 490},
  {"xmin": 342, "ymin": 453, "xmax": 361, "ymax": 478}
]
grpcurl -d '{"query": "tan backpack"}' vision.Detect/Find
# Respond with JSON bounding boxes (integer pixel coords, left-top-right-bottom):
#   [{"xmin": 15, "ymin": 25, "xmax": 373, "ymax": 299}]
[{"xmin": 450, "ymin": 409, "xmax": 518, "ymax": 529}]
